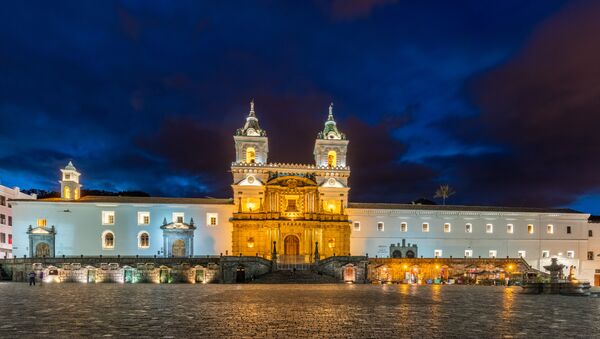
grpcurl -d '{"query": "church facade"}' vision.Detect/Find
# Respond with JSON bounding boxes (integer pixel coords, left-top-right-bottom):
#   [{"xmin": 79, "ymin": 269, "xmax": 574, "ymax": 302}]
[{"xmin": 9, "ymin": 102, "xmax": 600, "ymax": 283}]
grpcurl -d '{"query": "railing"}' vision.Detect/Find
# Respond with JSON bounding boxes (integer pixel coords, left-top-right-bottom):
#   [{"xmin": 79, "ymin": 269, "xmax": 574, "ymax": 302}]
[{"xmin": 276, "ymin": 255, "xmax": 314, "ymax": 271}]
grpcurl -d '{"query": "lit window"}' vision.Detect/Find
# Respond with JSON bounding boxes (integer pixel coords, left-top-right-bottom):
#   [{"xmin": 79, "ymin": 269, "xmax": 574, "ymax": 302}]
[
  {"xmin": 422, "ymin": 223, "xmax": 429, "ymax": 232},
  {"xmin": 137, "ymin": 212, "xmax": 150, "ymax": 225},
  {"xmin": 37, "ymin": 218, "xmax": 47, "ymax": 227},
  {"xmin": 400, "ymin": 222, "xmax": 407, "ymax": 232},
  {"xmin": 443, "ymin": 223, "xmax": 451, "ymax": 233},
  {"xmin": 489, "ymin": 250, "xmax": 497, "ymax": 258},
  {"xmin": 567, "ymin": 251, "xmax": 575, "ymax": 259},
  {"xmin": 542, "ymin": 250, "xmax": 550, "ymax": 258},
  {"xmin": 327, "ymin": 150, "xmax": 337, "ymax": 167},
  {"xmin": 172, "ymin": 212, "xmax": 184, "ymax": 224},
  {"xmin": 434, "ymin": 249, "xmax": 442, "ymax": 258},
  {"xmin": 465, "ymin": 223, "xmax": 472, "ymax": 233},
  {"xmin": 507, "ymin": 224, "xmax": 514, "ymax": 234},
  {"xmin": 517, "ymin": 250, "xmax": 526, "ymax": 258},
  {"xmin": 102, "ymin": 211, "xmax": 115, "ymax": 225},
  {"xmin": 464, "ymin": 249, "xmax": 473, "ymax": 258},
  {"xmin": 246, "ymin": 147, "xmax": 256, "ymax": 163},
  {"xmin": 138, "ymin": 232, "xmax": 150, "ymax": 248},
  {"xmin": 206, "ymin": 213, "xmax": 218, "ymax": 226},
  {"xmin": 546, "ymin": 224, "xmax": 554, "ymax": 234},
  {"xmin": 377, "ymin": 222, "xmax": 384, "ymax": 232},
  {"xmin": 353, "ymin": 222, "xmax": 360, "ymax": 231},
  {"xmin": 102, "ymin": 231, "xmax": 115, "ymax": 249},
  {"xmin": 8, "ymin": 234, "xmax": 12, "ymax": 245},
  {"xmin": 527, "ymin": 224, "xmax": 534, "ymax": 234},
  {"xmin": 567, "ymin": 226, "xmax": 572, "ymax": 234},
  {"xmin": 486, "ymin": 224, "xmax": 493, "ymax": 234}
]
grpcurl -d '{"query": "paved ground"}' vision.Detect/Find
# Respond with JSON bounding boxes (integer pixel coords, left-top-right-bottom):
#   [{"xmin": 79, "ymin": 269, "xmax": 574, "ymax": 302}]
[{"xmin": 0, "ymin": 282, "xmax": 598, "ymax": 338}]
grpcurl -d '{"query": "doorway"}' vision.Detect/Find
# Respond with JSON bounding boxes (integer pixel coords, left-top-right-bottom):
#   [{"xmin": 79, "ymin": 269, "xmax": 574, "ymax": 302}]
[
  {"xmin": 172, "ymin": 239, "xmax": 186, "ymax": 257},
  {"xmin": 284, "ymin": 235, "xmax": 300, "ymax": 256},
  {"xmin": 236, "ymin": 265, "xmax": 246, "ymax": 283}
]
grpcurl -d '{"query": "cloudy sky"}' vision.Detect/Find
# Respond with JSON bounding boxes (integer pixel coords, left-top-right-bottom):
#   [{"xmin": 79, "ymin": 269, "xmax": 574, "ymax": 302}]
[{"xmin": 1, "ymin": 0, "xmax": 599, "ymax": 213}]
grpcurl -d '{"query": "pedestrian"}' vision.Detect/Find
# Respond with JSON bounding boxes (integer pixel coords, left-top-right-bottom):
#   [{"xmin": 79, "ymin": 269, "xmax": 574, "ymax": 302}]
[
  {"xmin": 28, "ymin": 271, "xmax": 36, "ymax": 286},
  {"xmin": 39, "ymin": 271, "xmax": 44, "ymax": 284}
]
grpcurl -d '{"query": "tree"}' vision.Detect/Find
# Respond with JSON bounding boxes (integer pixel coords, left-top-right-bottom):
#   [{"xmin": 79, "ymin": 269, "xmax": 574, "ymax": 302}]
[{"xmin": 434, "ymin": 184, "xmax": 456, "ymax": 205}]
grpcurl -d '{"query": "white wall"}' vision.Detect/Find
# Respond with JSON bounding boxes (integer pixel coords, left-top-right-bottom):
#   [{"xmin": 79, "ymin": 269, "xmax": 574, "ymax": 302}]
[
  {"xmin": 0, "ymin": 185, "xmax": 36, "ymax": 258},
  {"xmin": 348, "ymin": 208, "xmax": 600, "ymax": 282},
  {"xmin": 11, "ymin": 201, "xmax": 233, "ymax": 257}
]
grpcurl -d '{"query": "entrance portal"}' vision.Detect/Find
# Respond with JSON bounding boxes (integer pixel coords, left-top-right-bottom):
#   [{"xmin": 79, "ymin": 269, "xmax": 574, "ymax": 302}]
[
  {"xmin": 236, "ymin": 265, "xmax": 246, "ymax": 283},
  {"xmin": 172, "ymin": 239, "xmax": 186, "ymax": 257},
  {"xmin": 392, "ymin": 250, "xmax": 402, "ymax": 258},
  {"xmin": 35, "ymin": 243, "xmax": 50, "ymax": 257},
  {"xmin": 284, "ymin": 235, "xmax": 300, "ymax": 255},
  {"xmin": 406, "ymin": 250, "xmax": 415, "ymax": 258}
]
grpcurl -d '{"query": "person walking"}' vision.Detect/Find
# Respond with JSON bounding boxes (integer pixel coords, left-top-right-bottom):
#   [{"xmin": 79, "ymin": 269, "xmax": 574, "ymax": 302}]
[{"xmin": 28, "ymin": 271, "xmax": 36, "ymax": 286}]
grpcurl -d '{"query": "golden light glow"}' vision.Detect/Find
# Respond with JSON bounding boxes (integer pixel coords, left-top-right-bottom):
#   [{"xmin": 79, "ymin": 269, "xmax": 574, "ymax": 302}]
[
  {"xmin": 508, "ymin": 265, "xmax": 513, "ymax": 270},
  {"xmin": 64, "ymin": 186, "xmax": 71, "ymax": 199},
  {"xmin": 247, "ymin": 237, "xmax": 255, "ymax": 248},
  {"xmin": 435, "ymin": 265, "xmax": 440, "ymax": 269},
  {"xmin": 328, "ymin": 239, "xmax": 335, "ymax": 248},
  {"xmin": 403, "ymin": 265, "xmax": 408, "ymax": 269},
  {"xmin": 246, "ymin": 201, "xmax": 256, "ymax": 212},
  {"xmin": 327, "ymin": 150, "xmax": 337, "ymax": 167},
  {"xmin": 246, "ymin": 147, "xmax": 256, "ymax": 163}
]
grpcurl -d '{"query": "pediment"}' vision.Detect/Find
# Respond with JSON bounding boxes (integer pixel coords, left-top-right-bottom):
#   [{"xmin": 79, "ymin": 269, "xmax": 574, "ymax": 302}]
[
  {"xmin": 238, "ymin": 175, "xmax": 264, "ymax": 186},
  {"xmin": 321, "ymin": 177, "xmax": 345, "ymax": 188}
]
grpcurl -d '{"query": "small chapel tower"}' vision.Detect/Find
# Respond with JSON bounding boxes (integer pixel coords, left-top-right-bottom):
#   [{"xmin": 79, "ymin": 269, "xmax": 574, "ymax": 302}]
[
  {"xmin": 60, "ymin": 161, "xmax": 81, "ymax": 200},
  {"xmin": 234, "ymin": 100, "xmax": 269, "ymax": 164},
  {"xmin": 314, "ymin": 103, "xmax": 349, "ymax": 168}
]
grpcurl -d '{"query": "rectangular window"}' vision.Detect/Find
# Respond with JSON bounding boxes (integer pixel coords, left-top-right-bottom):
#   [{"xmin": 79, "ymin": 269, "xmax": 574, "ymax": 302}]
[
  {"xmin": 102, "ymin": 211, "xmax": 115, "ymax": 225},
  {"xmin": 353, "ymin": 222, "xmax": 360, "ymax": 231},
  {"xmin": 518, "ymin": 250, "xmax": 526, "ymax": 258},
  {"xmin": 172, "ymin": 212, "xmax": 184, "ymax": 224},
  {"xmin": 567, "ymin": 226, "xmax": 571, "ymax": 234},
  {"xmin": 0, "ymin": 233, "xmax": 5, "ymax": 243},
  {"xmin": 443, "ymin": 223, "xmax": 451, "ymax": 233},
  {"xmin": 434, "ymin": 249, "xmax": 442, "ymax": 258},
  {"xmin": 527, "ymin": 224, "xmax": 534, "ymax": 234},
  {"xmin": 377, "ymin": 222, "xmax": 384, "ymax": 232},
  {"xmin": 489, "ymin": 250, "xmax": 497, "ymax": 258},
  {"xmin": 464, "ymin": 249, "xmax": 473, "ymax": 258},
  {"xmin": 422, "ymin": 223, "xmax": 429, "ymax": 232},
  {"xmin": 465, "ymin": 223, "xmax": 472, "ymax": 233},
  {"xmin": 546, "ymin": 224, "xmax": 554, "ymax": 234},
  {"xmin": 8, "ymin": 216, "xmax": 12, "ymax": 226},
  {"xmin": 567, "ymin": 250, "xmax": 575, "ymax": 259},
  {"xmin": 0, "ymin": 214, "xmax": 5, "ymax": 225},
  {"xmin": 486, "ymin": 223, "xmax": 493, "ymax": 234},
  {"xmin": 589, "ymin": 230, "xmax": 593, "ymax": 237},
  {"xmin": 588, "ymin": 251, "xmax": 594, "ymax": 260},
  {"xmin": 36, "ymin": 218, "xmax": 47, "ymax": 227},
  {"xmin": 0, "ymin": 196, "xmax": 5, "ymax": 206},
  {"xmin": 400, "ymin": 222, "xmax": 407, "ymax": 232},
  {"xmin": 7, "ymin": 234, "xmax": 12, "ymax": 245},
  {"xmin": 542, "ymin": 250, "xmax": 550, "ymax": 258},
  {"xmin": 206, "ymin": 213, "xmax": 218, "ymax": 226},
  {"xmin": 137, "ymin": 212, "xmax": 150, "ymax": 225},
  {"xmin": 507, "ymin": 224, "xmax": 514, "ymax": 234}
]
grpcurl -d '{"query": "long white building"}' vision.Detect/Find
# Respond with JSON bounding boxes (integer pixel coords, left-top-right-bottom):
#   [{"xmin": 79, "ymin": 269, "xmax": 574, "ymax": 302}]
[{"xmin": 9, "ymin": 102, "xmax": 600, "ymax": 284}]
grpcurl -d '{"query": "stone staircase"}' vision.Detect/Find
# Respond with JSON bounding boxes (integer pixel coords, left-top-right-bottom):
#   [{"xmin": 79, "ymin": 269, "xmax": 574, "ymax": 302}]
[{"xmin": 251, "ymin": 270, "xmax": 340, "ymax": 284}]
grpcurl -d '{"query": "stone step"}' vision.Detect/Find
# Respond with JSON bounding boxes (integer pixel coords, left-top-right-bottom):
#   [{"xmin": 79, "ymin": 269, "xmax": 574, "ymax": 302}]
[{"xmin": 251, "ymin": 270, "xmax": 339, "ymax": 284}]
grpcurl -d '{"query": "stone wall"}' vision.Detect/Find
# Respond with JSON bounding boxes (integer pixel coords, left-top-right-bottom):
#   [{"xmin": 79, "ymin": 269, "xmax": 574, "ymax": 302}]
[
  {"xmin": 316, "ymin": 256, "xmax": 369, "ymax": 283},
  {"xmin": 220, "ymin": 256, "xmax": 272, "ymax": 283}
]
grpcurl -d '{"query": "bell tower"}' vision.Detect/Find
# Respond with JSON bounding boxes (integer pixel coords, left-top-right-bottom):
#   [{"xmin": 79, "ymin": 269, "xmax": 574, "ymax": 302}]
[
  {"xmin": 60, "ymin": 161, "xmax": 81, "ymax": 200},
  {"xmin": 233, "ymin": 100, "xmax": 268, "ymax": 164},
  {"xmin": 314, "ymin": 103, "xmax": 349, "ymax": 168}
]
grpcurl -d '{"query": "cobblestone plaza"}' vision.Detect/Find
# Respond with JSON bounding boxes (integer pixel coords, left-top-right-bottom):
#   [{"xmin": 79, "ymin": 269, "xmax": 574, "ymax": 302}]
[{"xmin": 1, "ymin": 283, "xmax": 598, "ymax": 338}]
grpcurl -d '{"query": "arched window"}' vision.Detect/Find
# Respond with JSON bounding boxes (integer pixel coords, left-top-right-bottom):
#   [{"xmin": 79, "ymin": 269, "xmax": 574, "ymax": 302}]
[
  {"xmin": 327, "ymin": 150, "xmax": 337, "ymax": 167},
  {"xmin": 139, "ymin": 232, "xmax": 150, "ymax": 248},
  {"xmin": 102, "ymin": 231, "xmax": 115, "ymax": 249},
  {"xmin": 246, "ymin": 147, "xmax": 256, "ymax": 163},
  {"xmin": 64, "ymin": 186, "xmax": 71, "ymax": 199}
]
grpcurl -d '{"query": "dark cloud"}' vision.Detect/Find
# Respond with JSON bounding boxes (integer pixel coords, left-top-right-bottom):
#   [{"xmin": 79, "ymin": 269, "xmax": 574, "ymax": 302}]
[{"xmin": 439, "ymin": 0, "xmax": 600, "ymax": 207}]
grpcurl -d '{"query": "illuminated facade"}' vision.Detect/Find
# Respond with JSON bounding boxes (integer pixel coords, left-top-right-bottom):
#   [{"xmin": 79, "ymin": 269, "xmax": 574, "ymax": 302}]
[
  {"xmin": 231, "ymin": 103, "xmax": 350, "ymax": 260},
  {"xmin": 7, "ymin": 101, "xmax": 600, "ymax": 283}
]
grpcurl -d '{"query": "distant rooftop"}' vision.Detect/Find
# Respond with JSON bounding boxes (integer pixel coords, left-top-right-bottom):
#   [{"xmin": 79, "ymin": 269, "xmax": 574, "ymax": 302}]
[
  {"xmin": 347, "ymin": 202, "xmax": 583, "ymax": 214},
  {"xmin": 589, "ymin": 215, "xmax": 600, "ymax": 223},
  {"xmin": 11, "ymin": 195, "xmax": 234, "ymax": 205}
]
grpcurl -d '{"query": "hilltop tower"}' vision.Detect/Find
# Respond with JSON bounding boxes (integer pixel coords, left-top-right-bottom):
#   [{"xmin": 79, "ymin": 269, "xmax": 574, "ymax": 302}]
[{"xmin": 60, "ymin": 161, "xmax": 81, "ymax": 200}]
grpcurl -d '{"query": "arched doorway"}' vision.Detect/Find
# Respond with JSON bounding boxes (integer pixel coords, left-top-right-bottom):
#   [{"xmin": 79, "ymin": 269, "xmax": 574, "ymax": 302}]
[
  {"xmin": 284, "ymin": 235, "xmax": 299, "ymax": 255},
  {"xmin": 392, "ymin": 250, "xmax": 402, "ymax": 258},
  {"xmin": 172, "ymin": 239, "xmax": 186, "ymax": 257},
  {"xmin": 344, "ymin": 265, "xmax": 356, "ymax": 282},
  {"xmin": 406, "ymin": 250, "xmax": 415, "ymax": 258},
  {"xmin": 236, "ymin": 265, "xmax": 246, "ymax": 283},
  {"xmin": 35, "ymin": 243, "xmax": 50, "ymax": 257}
]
